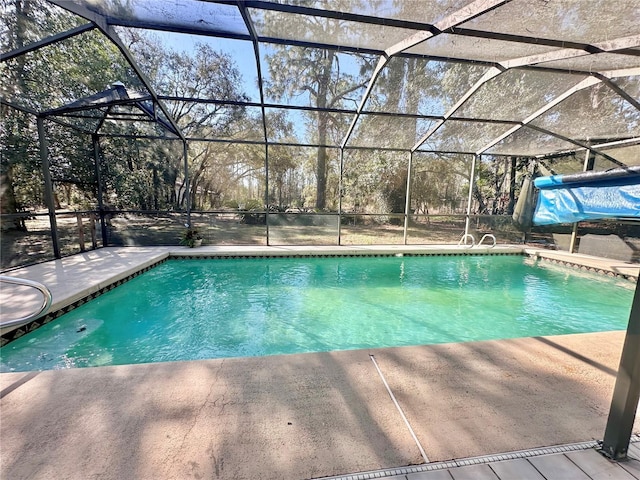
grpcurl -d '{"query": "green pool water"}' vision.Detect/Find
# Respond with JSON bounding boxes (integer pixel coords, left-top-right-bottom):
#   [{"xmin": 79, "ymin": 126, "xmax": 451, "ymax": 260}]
[{"xmin": 0, "ymin": 255, "xmax": 634, "ymax": 372}]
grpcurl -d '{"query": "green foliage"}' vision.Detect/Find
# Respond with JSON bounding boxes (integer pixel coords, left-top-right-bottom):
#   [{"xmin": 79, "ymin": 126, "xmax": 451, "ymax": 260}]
[
  {"xmin": 2, "ymin": 2, "xmax": 252, "ymax": 214},
  {"xmin": 180, "ymin": 227, "xmax": 202, "ymax": 247},
  {"xmin": 238, "ymin": 198, "xmax": 265, "ymax": 225},
  {"xmin": 0, "ymin": 106, "xmax": 42, "ymax": 212},
  {"xmin": 258, "ymin": 3, "xmax": 376, "ymax": 209}
]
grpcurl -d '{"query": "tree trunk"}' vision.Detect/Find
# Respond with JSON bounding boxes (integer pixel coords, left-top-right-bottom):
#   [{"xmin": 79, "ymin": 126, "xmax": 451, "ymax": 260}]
[
  {"xmin": 190, "ymin": 160, "xmax": 207, "ymax": 210},
  {"xmin": 507, "ymin": 156, "xmax": 517, "ymax": 215},
  {"xmin": 315, "ymin": 51, "xmax": 334, "ymax": 211},
  {"xmin": 0, "ymin": 166, "xmax": 26, "ymax": 230},
  {"xmin": 473, "ymin": 184, "xmax": 487, "ymax": 214},
  {"xmin": 152, "ymin": 166, "xmax": 159, "ymax": 210},
  {"xmin": 169, "ymin": 166, "xmax": 178, "ymax": 206},
  {"xmin": 315, "ymin": 114, "xmax": 328, "ymax": 210}
]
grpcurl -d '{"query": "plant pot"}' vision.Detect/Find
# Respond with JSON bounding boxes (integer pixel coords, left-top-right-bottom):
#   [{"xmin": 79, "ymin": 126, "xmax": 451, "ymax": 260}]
[{"xmin": 193, "ymin": 238, "xmax": 203, "ymax": 248}]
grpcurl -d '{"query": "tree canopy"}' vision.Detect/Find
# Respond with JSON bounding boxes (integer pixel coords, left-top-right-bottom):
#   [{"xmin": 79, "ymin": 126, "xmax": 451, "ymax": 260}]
[{"xmin": 1, "ymin": 0, "xmax": 637, "ymax": 229}]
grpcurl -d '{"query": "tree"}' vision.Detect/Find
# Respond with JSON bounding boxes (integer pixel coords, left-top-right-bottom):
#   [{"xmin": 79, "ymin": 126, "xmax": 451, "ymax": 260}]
[
  {"xmin": 411, "ymin": 153, "xmax": 471, "ymax": 216},
  {"xmin": 1, "ymin": 0, "xmax": 135, "ymax": 220},
  {"xmin": 256, "ymin": 2, "xmax": 376, "ymax": 210},
  {"xmin": 122, "ymin": 30, "xmax": 252, "ymax": 210}
]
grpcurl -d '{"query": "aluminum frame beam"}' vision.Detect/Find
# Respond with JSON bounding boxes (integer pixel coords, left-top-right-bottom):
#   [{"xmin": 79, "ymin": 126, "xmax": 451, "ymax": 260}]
[
  {"xmin": 500, "ymin": 34, "xmax": 640, "ymax": 70},
  {"xmin": 593, "ymin": 137, "xmax": 640, "ymax": 150}
]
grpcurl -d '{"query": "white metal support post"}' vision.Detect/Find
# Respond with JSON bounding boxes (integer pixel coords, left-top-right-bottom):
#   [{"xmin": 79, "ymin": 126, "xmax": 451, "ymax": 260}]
[
  {"xmin": 183, "ymin": 141, "xmax": 191, "ymax": 228},
  {"xmin": 569, "ymin": 148, "xmax": 593, "ymax": 253},
  {"xmin": 403, "ymin": 151, "xmax": 414, "ymax": 245},
  {"xmin": 464, "ymin": 154, "xmax": 478, "ymax": 242},
  {"xmin": 338, "ymin": 148, "xmax": 344, "ymax": 245}
]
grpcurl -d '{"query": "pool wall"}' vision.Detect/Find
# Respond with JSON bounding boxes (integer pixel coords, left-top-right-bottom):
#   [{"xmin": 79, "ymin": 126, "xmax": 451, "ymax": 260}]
[{"xmin": 1, "ymin": 245, "xmax": 637, "ymax": 346}]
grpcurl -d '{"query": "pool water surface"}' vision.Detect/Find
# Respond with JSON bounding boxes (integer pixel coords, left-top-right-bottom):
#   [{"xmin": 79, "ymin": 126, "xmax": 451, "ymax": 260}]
[{"xmin": 0, "ymin": 255, "xmax": 634, "ymax": 372}]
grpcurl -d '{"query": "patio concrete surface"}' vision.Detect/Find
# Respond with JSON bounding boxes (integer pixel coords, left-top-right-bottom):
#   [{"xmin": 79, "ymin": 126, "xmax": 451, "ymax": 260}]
[
  {"xmin": 1, "ymin": 247, "xmax": 173, "ymax": 332},
  {"xmin": 1, "ymin": 331, "xmax": 638, "ymax": 480}
]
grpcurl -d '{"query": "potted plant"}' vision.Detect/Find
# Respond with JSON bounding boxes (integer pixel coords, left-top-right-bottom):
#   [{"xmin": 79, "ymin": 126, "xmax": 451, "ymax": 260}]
[{"xmin": 180, "ymin": 227, "xmax": 203, "ymax": 248}]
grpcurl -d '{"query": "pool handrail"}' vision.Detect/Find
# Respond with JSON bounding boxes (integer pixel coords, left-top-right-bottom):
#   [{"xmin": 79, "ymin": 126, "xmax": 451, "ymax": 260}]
[
  {"xmin": 477, "ymin": 234, "xmax": 497, "ymax": 248},
  {"xmin": 0, "ymin": 276, "xmax": 52, "ymax": 329},
  {"xmin": 458, "ymin": 233, "xmax": 475, "ymax": 248}
]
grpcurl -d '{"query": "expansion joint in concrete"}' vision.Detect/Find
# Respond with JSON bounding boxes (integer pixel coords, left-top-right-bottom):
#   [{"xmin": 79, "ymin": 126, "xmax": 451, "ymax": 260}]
[{"xmin": 369, "ymin": 354, "xmax": 429, "ymax": 464}]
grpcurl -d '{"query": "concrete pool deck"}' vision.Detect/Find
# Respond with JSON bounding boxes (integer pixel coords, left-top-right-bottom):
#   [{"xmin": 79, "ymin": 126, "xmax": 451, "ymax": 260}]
[
  {"xmin": 1, "ymin": 245, "xmax": 639, "ymax": 479},
  {"xmin": 2, "ymin": 332, "xmax": 639, "ymax": 479}
]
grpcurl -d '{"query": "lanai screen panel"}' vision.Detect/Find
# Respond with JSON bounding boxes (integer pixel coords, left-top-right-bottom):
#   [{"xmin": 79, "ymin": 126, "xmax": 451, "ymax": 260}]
[
  {"xmin": 264, "ymin": 108, "xmax": 354, "ymax": 146},
  {"xmin": 541, "ymin": 154, "xmax": 584, "ymax": 175},
  {"xmin": 66, "ymin": 0, "xmax": 249, "ymax": 36},
  {"xmin": 163, "ymin": 102, "xmax": 265, "ymax": 142},
  {"xmin": 267, "ymin": 145, "xmax": 340, "ymax": 209},
  {"xmin": 460, "ymin": 0, "xmax": 640, "ymax": 44},
  {"xmin": 45, "ymin": 112, "xmax": 104, "ymax": 134},
  {"xmin": 247, "ymin": 7, "xmax": 417, "ymax": 51},
  {"xmin": 410, "ymin": 152, "xmax": 473, "ymax": 215},
  {"xmin": 115, "ymin": 28, "xmax": 260, "ymax": 102},
  {"xmin": 342, "ymin": 149, "xmax": 409, "ymax": 216},
  {"xmin": 592, "ymin": 152, "xmax": 632, "ymax": 172},
  {"xmin": 610, "ymin": 76, "xmax": 640, "ymax": 102},
  {"xmin": 485, "ymin": 126, "xmax": 577, "ymax": 157},
  {"xmin": 1, "ymin": 0, "xmax": 88, "ymax": 49},
  {"xmin": 530, "ymin": 83, "xmax": 640, "ymax": 143},
  {"xmin": 259, "ymin": 44, "xmax": 374, "ymax": 111},
  {"xmin": 453, "ymin": 70, "xmax": 589, "ymax": 122},
  {"xmin": 97, "ymin": 113, "xmax": 174, "ymax": 138},
  {"xmin": 362, "ymin": 57, "xmax": 488, "ymax": 116},
  {"xmin": 418, "ymin": 120, "xmax": 514, "ymax": 154},
  {"xmin": 348, "ymin": 115, "xmax": 437, "ymax": 150},
  {"xmin": 599, "ymin": 144, "xmax": 640, "ymax": 167},
  {"xmin": 1, "ymin": 28, "xmax": 146, "ymax": 112},
  {"xmin": 195, "ymin": 141, "xmax": 266, "ymax": 207}
]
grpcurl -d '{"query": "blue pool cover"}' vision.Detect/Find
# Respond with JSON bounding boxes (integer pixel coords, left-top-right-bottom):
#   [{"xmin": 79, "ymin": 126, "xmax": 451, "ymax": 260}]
[{"xmin": 532, "ymin": 166, "xmax": 640, "ymax": 225}]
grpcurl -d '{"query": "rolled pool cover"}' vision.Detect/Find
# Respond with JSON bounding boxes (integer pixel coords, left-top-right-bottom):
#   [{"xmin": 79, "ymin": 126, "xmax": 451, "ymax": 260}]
[
  {"xmin": 532, "ymin": 166, "xmax": 640, "ymax": 225},
  {"xmin": 512, "ymin": 175, "xmax": 535, "ymax": 230}
]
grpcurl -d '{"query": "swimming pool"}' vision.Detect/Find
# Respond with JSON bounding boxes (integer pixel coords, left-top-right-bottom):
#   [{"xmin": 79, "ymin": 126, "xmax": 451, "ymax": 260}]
[{"xmin": 0, "ymin": 254, "xmax": 634, "ymax": 372}]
